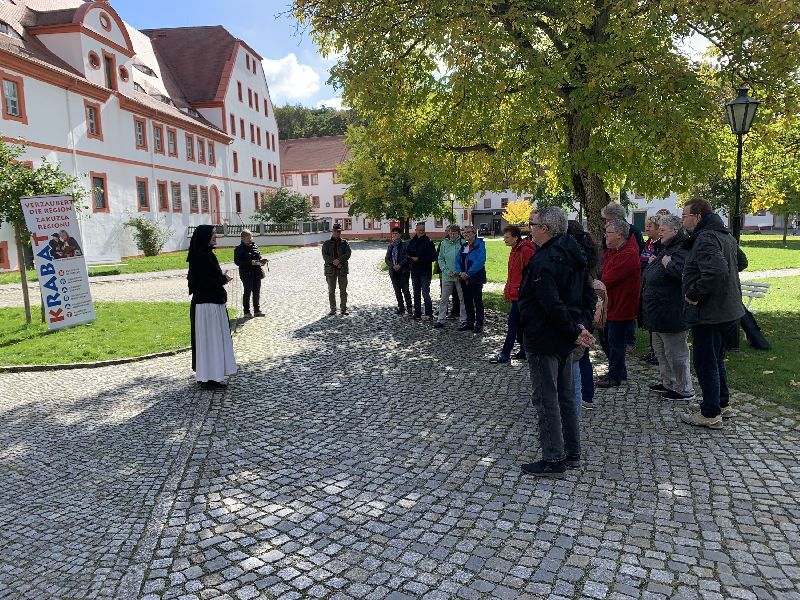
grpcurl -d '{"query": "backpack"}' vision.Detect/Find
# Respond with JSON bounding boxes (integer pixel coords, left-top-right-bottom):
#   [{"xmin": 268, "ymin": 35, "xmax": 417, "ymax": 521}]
[{"xmin": 592, "ymin": 279, "xmax": 608, "ymax": 331}]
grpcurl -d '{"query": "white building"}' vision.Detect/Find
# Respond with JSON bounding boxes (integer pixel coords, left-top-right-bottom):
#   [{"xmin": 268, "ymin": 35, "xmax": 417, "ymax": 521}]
[
  {"xmin": 0, "ymin": 0, "xmax": 279, "ymax": 271},
  {"xmin": 280, "ymin": 135, "xmax": 470, "ymax": 238}
]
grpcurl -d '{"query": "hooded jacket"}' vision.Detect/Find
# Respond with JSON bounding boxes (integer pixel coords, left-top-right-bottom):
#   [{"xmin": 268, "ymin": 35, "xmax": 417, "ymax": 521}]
[
  {"xmin": 518, "ymin": 234, "xmax": 595, "ymax": 356},
  {"xmin": 641, "ymin": 229, "xmax": 689, "ymax": 333},
  {"xmin": 682, "ymin": 213, "xmax": 748, "ymax": 326},
  {"xmin": 504, "ymin": 238, "xmax": 536, "ymax": 301},
  {"xmin": 601, "ymin": 234, "xmax": 641, "ymax": 321},
  {"xmin": 437, "ymin": 235, "xmax": 464, "ymax": 283}
]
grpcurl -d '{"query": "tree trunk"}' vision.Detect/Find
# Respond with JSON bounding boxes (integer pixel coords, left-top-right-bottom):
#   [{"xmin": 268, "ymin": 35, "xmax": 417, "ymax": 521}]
[
  {"xmin": 566, "ymin": 110, "xmax": 607, "ymax": 248},
  {"xmin": 13, "ymin": 223, "xmax": 32, "ymax": 324}
]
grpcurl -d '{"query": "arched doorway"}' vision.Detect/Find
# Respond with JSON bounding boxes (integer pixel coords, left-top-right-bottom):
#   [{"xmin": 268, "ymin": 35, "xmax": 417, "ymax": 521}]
[{"xmin": 210, "ymin": 186, "xmax": 221, "ymax": 224}]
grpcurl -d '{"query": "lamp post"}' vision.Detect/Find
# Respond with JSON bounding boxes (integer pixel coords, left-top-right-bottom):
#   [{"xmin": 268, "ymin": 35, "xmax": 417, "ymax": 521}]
[{"xmin": 724, "ymin": 87, "xmax": 760, "ymax": 242}]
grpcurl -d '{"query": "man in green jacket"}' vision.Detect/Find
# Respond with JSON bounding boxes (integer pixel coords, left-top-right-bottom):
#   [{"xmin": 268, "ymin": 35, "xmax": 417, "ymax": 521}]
[
  {"xmin": 322, "ymin": 224, "xmax": 352, "ymax": 315},
  {"xmin": 435, "ymin": 225, "xmax": 466, "ymax": 328}
]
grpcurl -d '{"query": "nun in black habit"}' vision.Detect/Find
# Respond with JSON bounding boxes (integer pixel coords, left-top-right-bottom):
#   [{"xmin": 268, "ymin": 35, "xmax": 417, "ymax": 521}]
[{"xmin": 187, "ymin": 225, "xmax": 237, "ymax": 389}]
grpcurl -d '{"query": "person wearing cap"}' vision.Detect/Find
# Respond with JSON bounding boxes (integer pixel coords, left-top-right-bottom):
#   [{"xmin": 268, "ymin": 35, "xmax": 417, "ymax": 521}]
[{"xmin": 322, "ymin": 223, "xmax": 352, "ymax": 315}]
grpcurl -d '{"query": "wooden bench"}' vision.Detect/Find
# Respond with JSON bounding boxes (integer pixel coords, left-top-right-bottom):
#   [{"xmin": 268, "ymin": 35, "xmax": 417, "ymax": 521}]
[
  {"xmin": 741, "ymin": 281, "xmax": 770, "ymax": 310},
  {"xmin": 84, "ymin": 256, "xmax": 127, "ymax": 270}
]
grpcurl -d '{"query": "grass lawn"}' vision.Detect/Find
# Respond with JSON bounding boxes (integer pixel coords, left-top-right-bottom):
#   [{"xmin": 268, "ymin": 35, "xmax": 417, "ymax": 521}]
[
  {"xmin": 482, "ymin": 234, "xmax": 800, "ymax": 283},
  {"xmin": 487, "ymin": 274, "xmax": 800, "ymax": 410},
  {"xmin": 0, "ymin": 246, "xmax": 293, "ymax": 285},
  {"xmin": 0, "ymin": 302, "xmax": 193, "ymax": 366}
]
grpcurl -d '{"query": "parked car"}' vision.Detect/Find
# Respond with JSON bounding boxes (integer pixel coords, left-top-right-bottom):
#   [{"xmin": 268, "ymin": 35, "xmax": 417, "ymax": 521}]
[{"xmin": 478, "ymin": 224, "xmax": 490, "ymax": 236}]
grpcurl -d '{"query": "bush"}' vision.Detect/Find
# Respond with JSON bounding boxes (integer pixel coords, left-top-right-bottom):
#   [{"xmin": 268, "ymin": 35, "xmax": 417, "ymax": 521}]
[{"xmin": 124, "ymin": 216, "xmax": 173, "ymax": 256}]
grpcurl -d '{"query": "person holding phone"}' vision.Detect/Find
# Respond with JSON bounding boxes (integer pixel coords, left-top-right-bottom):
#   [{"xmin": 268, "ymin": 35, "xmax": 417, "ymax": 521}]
[
  {"xmin": 234, "ymin": 228, "xmax": 268, "ymax": 317},
  {"xmin": 187, "ymin": 225, "xmax": 237, "ymax": 390}
]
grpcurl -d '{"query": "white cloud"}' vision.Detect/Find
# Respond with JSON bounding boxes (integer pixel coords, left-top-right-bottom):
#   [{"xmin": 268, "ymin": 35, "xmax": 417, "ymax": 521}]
[
  {"xmin": 261, "ymin": 53, "xmax": 321, "ymax": 102},
  {"xmin": 316, "ymin": 97, "xmax": 344, "ymax": 110}
]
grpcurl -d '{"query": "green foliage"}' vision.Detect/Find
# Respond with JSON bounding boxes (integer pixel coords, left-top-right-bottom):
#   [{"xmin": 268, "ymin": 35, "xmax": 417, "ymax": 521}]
[
  {"xmin": 253, "ymin": 187, "xmax": 312, "ymax": 223},
  {"xmin": 124, "ymin": 216, "xmax": 173, "ymax": 257},
  {"xmin": 275, "ymin": 104, "xmax": 359, "ymax": 139},
  {"xmin": 338, "ymin": 125, "xmax": 465, "ymax": 232},
  {"xmin": 0, "ymin": 139, "xmax": 86, "ymax": 232},
  {"xmin": 294, "ymin": 0, "xmax": 800, "ymax": 240},
  {"xmin": 686, "ymin": 172, "xmax": 754, "ymax": 216}
]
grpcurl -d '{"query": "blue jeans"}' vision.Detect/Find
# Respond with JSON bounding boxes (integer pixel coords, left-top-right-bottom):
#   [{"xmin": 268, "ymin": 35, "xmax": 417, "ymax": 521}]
[
  {"xmin": 602, "ymin": 320, "xmax": 635, "ymax": 381},
  {"xmin": 692, "ymin": 321, "xmax": 735, "ymax": 418},
  {"xmin": 462, "ymin": 283, "xmax": 484, "ymax": 328},
  {"xmin": 411, "ymin": 272, "xmax": 432, "ymax": 317},
  {"xmin": 500, "ymin": 301, "xmax": 524, "ymax": 357},
  {"xmin": 579, "ymin": 347, "xmax": 594, "ymax": 403},
  {"xmin": 528, "ymin": 353, "xmax": 580, "ymax": 462}
]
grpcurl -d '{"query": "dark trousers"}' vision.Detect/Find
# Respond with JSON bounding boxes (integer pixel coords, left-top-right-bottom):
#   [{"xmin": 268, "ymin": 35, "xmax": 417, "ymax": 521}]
[
  {"xmin": 462, "ymin": 283, "xmax": 484, "ymax": 328},
  {"xmin": 528, "ymin": 353, "xmax": 581, "ymax": 462},
  {"xmin": 241, "ymin": 271, "xmax": 261, "ymax": 314},
  {"xmin": 692, "ymin": 321, "xmax": 736, "ymax": 418},
  {"xmin": 326, "ymin": 271, "xmax": 348, "ymax": 311},
  {"xmin": 451, "ymin": 287, "xmax": 461, "ymax": 318},
  {"xmin": 390, "ymin": 270, "xmax": 412, "ymax": 313},
  {"xmin": 602, "ymin": 319, "xmax": 635, "ymax": 381},
  {"xmin": 500, "ymin": 301, "xmax": 524, "ymax": 357},
  {"xmin": 411, "ymin": 273, "xmax": 432, "ymax": 317},
  {"xmin": 579, "ymin": 347, "xmax": 594, "ymax": 403}
]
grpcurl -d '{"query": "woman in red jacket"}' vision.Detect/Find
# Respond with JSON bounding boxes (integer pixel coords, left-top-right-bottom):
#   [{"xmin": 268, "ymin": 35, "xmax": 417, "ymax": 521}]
[
  {"xmin": 490, "ymin": 225, "xmax": 536, "ymax": 363},
  {"xmin": 597, "ymin": 220, "xmax": 641, "ymax": 387}
]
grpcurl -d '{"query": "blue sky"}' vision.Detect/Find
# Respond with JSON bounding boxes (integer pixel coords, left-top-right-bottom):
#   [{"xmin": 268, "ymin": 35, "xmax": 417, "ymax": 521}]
[{"xmin": 112, "ymin": 0, "xmax": 341, "ymax": 108}]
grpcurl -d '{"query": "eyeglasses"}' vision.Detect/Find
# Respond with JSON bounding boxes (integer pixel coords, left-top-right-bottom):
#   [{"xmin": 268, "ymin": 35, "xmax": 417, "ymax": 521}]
[{"xmin": 528, "ymin": 222, "xmax": 545, "ymax": 229}]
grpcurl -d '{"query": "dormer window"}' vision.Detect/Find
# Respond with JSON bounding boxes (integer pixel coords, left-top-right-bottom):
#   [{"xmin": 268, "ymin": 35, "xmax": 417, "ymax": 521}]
[
  {"xmin": 133, "ymin": 63, "xmax": 156, "ymax": 77},
  {"xmin": 150, "ymin": 93, "xmax": 174, "ymax": 106},
  {"xmin": 133, "ymin": 82, "xmax": 145, "ymax": 93},
  {"xmin": 180, "ymin": 106, "xmax": 201, "ymax": 119},
  {"xmin": 0, "ymin": 21, "xmax": 22, "ymax": 41}
]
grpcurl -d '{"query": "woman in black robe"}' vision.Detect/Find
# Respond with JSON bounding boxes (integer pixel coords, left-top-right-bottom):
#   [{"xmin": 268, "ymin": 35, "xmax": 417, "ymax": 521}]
[{"xmin": 187, "ymin": 225, "xmax": 237, "ymax": 389}]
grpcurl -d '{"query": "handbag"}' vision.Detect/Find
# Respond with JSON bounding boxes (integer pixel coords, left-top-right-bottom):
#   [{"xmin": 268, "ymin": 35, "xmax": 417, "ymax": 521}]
[{"xmin": 257, "ymin": 265, "xmax": 265, "ymax": 279}]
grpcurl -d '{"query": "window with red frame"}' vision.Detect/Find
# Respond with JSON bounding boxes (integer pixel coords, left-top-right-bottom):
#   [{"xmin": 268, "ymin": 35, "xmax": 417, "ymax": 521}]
[
  {"xmin": 250, "ymin": 123, "xmax": 255, "ymax": 143},
  {"xmin": 235, "ymin": 192, "xmax": 242, "ymax": 213},
  {"xmin": 246, "ymin": 55, "xmax": 250, "ymax": 70},
  {"xmin": 136, "ymin": 178, "xmax": 150, "ymax": 211},
  {"xmin": 189, "ymin": 185, "xmax": 199, "ymax": 213},
  {"xmin": 91, "ymin": 173, "xmax": 108, "ymax": 212},
  {"xmin": 311, "ymin": 195, "xmax": 320, "ymax": 208},
  {"xmin": 252, "ymin": 157, "xmax": 257, "ymax": 177},
  {"xmin": 257, "ymin": 127, "xmax": 261, "ymax": 146},
  {"xmin": 200, "ymin": 187, "xmax": 209, "ymax": 213},
  {"xmin": 237, "ymin": 81, "xmax": 242, "ymax": 102},
  {"xmin": 185, "ymin": 134, "xmax": 195, "ymax": 161},
  {"xmin": 240, "ymin": 118, "xmax": 245, "ymax": 139},
  {"xmin": 85, "ymin": 101, "xmax": 102, "ymax": 140},
  {"xmin": 264, "ymin": 98, "xmax": 268, "ymax": 116},
  {"xmin": 254, "ymin": 92, "xmax": 259, "ymax": 109},
  {"xmin": 152, "ymin": 124, "xmax": 164, "ymax": 154},
  {"xmin": 233, "ymin": 151, "xmax": 239, "ymax": 173},
  {"xmin": 134, "ymin": 117, "xmax": 147, "ymax": 150},
  {"xmin": 248, "ymin": 88, "xmax": 253, "ymax": 108},
  {"xmin": 254, "ymin": 191, "xmax": 259, "ymax": 209},
  {"xmin": 171, "ymin": 182, "xmax": 182, "ymax": 212},
  {"xmin": 208, "ymin": 142, "xmax": 216, "ymax": 166},
  {"xmin": 229, "ymin": 113, "xmax": 236, "ymax": 135},
  {"xmin": 157, "ymin": 181, "xmax": 169, "ymax": 211},
  {"xmin": 2, "ymin": 74, "xmax": 27, "ymax": 124},
  {"xmin": 167, "ymin": 128, "xmax": 177, "ymax": 156},
  {"xmin": 197, "ymin": 139, "xmax": 206, "ymax": 163},
  {"xmin": 258, "ymin": 160, "xmax": 263, "ymax": 179}
]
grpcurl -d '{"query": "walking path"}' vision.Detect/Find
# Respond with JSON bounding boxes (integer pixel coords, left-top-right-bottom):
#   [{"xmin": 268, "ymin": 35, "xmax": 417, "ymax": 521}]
[{"xmin": 0, "ymin": 246, "xmax": 798, "ymax": 599}]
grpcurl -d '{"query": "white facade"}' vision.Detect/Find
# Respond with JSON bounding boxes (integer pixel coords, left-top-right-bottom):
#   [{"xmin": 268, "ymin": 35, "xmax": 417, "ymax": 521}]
[{"xmin": 0, "ymin": 1, "xmax": 279, "ymax": 271}]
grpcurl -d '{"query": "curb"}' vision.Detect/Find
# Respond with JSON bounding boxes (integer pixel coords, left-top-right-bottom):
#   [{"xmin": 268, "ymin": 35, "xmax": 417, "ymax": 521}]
[{"xmin": 0, "ymin": 346, "xmax": 191, "ymax": 373}]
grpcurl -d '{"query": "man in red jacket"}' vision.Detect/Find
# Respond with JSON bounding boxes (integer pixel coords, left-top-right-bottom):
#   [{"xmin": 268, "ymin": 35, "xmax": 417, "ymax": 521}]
[
  {"xmin": 490, "ymin": 225, "xmax": 536, "ymax": 363},
  {"xmin": 598, "ymin": 219, "xmax": 641, "ymax": 387}
]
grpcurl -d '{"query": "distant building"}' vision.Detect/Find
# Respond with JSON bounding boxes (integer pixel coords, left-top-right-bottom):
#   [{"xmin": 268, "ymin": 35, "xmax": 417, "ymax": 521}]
[
  {"xmin": 280, "ymin": 135, "xmax": 469, "ymax": 238},
  {"xmin": 0, "ymin": 0, "xmax": 279, "ymax": 271}
]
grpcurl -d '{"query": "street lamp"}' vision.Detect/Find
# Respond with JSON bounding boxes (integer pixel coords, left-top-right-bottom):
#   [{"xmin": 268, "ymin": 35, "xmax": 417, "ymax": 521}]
[{"xmin": 724, "ymin": 87, "xmax": 760, "ymax": 242}]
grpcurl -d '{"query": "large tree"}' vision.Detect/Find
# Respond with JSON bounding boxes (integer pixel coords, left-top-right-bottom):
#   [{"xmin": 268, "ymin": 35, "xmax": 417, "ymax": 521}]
[
  {"xmin": 275, "ymin": 104, "xmax": 359, "ymax": 139},
  {"xmin": 294, "ymin": 0, "xmax": 800, "ymax": 240}
]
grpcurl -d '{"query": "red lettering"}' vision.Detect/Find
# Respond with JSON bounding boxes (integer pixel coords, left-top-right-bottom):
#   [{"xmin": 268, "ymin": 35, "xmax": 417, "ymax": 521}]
[{"xmin": 48, "ymin": 308, "xmax": 64, "ymax": 323}]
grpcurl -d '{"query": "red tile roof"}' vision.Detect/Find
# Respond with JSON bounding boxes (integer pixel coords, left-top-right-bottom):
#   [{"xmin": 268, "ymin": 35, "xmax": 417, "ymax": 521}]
[
  {"xmin": 280, "ymin": 136, "xmax": 351, "ymax": 173},
  {"xmin": 141, "ymin": 26, "xmax": 237, "ymax": 104}
]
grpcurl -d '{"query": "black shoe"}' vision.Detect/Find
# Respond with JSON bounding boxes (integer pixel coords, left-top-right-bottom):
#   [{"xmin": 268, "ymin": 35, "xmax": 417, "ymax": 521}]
[
  {"xmin": 253, "ymin": 311, "xmax": 265, "ymax": 317},
  {"xmin": 458, "ymin": 324, "xmax": 473, "ymax": 331},
  {"xmin": 521, "ymin": 460, "xmax": 566, "ymax": 478},
  {"xmin": 662, "ymin": 390, "xmax": 696, "ymax": 401},
  {"xmin": 649, "ymin": 383, "xmax": 668, "ymax": 393},
  {"xmin": 243, "ymin": 312, "xmax": 252, "ymax": 318},
  {"xmin": 646, "ymin": 356, "xmax": 659, "ymax": 365},
  {"xmin": 395, "ymin": 308, "xmax": 405, "ymax": 315},
  {"xmin": 489, "ymin": 354, "xmax": 510, "ymax": 364},
  {"xmin": 433, "ymin": 322, "xmax": 444, "ymax": 329},
  {"xmin": 564, "ymin": 456, "xmax": 581, "ymax": 469},
  {"xmin": 596, "ymin": 377, "xmax": 621, "ymax": 388},
  {"xmin": 473, "ymin": 326, "xmax": 483, "ymax": 334},
  {"xmin": 512, "ymin": 350, "xmax": 527, "ymax": 360},
  {"xmin": 341, "ymin": 309, "xmax": 349, "ymax": 315},
  {"xmin": 328, "ymin": 309, "xmax": 337, "ymax": 316},
  {"xmin": 640, "ymin": 350, "xmax": 656, "ymax": 362},
  {"xmin": 200, "ymin": 380, "xmax": 228, "ymax": 390}
]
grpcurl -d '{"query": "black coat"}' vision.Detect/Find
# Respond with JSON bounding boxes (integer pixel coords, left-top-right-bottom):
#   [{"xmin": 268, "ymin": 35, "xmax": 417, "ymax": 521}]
[
  {"xmin": 187, "ymin": 226, "xmax": 228, "ymax": 305},
  {"xmin": 519, "ymin": 234, "xmax": 596, "ymax": 356},
  {"xmin": 234, "ymin": 241, "xmax": 263, "ymax": 278},
  {"xmin": 682, "ymin": 214, "xmax": 748, "ymax": 326},
  {"xmin": 405, "ymin": 235, "xmax": 437, "ymax": 276},
  {"xmin": 385, "ymin": 239, "xmax": 410, "ymax": 273},
  {"xmin": 641, "ymin": 229, "xmax": 689, "ymax": 333}
]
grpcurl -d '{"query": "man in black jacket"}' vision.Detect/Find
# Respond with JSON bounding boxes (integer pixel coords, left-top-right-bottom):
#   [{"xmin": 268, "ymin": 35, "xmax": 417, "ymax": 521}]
[
  {"xmin": 680, "ymin": 198, "xmax": 748, "ymax": 429},
  {"xmin": 405, "ymin": 222, "xmax": 436, "ymax": 319},
  {"xmin": 385, "ymin": 226, "xmax": 412, "ymax": 315},
  {"xmin": 519, "ymin": 207, "xmax": 595, "ymax": 478},
  {"xmin": 233, "ymin": 229, "xmax": 268, "ymax": 317}
]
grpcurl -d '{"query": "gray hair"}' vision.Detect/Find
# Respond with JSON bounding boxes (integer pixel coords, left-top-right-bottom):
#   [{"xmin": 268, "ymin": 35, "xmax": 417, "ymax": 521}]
[
  {"xmin": 462, "ymin": 224, "xmax": 476, "ymax": 233},
  {"xmin": 606, "ymin": 219, "xmax": 630, "ymax": 237},
  {"xmin": 646, "ymin": 215, "xmax": 661, "ymax": 227},
  {"xmin": 537, "ymin": 206, "xmax": 568, "ymax": 237},
  {"xmin": 658, "ymin": 214, "xmax": 682, "ymax": 231},
  {"xmin": 241, "ymin": 228, "xmax": 253, "ymax": 237},
  {"xmin": 601, "ymin": 203, "xmax": 627, "ymax": 220}
]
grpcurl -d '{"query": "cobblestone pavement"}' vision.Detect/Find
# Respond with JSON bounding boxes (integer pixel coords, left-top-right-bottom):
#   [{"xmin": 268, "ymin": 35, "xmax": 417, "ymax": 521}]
[{"xmin": 1, "ymin": 245, "xmax": 799, "ymax": 600}]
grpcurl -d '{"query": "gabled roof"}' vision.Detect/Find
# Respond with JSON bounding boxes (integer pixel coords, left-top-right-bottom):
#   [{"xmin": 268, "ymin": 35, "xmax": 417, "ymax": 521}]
[
  {"xmin": 141, "ymin": 26, "xmax": 238, "ymax": 105},
  {"xmin": 280, "ymin": 136, "xmax": 352, "ymax": 173}
]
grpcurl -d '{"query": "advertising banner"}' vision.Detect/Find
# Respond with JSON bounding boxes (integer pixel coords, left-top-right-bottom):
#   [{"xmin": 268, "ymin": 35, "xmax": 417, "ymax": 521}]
[{"xmin": 20, "ymin": 194, "xmax": 95, "ymax": 331}]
